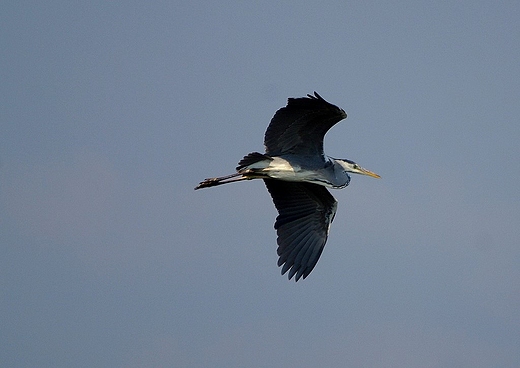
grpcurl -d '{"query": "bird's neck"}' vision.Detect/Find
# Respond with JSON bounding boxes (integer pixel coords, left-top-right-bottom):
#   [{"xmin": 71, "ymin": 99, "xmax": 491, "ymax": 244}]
[{"xmin": 328, "ymin": 159, "xmax": 351, "ymax": 188}]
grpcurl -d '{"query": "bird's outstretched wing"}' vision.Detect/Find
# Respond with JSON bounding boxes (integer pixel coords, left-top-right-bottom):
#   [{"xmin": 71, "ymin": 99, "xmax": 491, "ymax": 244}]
[
  {"xmin": 264, "ymin": 92, "xmax": 347, "ymax": 156},
  {"xmin": 264, "ymin": 179, "xmax": 338, "ymax": 281}
]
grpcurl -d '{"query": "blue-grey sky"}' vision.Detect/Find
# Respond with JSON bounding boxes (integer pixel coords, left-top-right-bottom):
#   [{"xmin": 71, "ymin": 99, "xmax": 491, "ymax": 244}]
[{"xmin": 2, "ymin": 1, "xmax": 519, "ymax": 367}]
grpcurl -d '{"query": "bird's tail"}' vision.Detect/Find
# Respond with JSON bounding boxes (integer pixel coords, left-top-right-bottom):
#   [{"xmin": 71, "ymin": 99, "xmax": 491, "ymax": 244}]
[
  {"xmin": 195, "ymin": 152, "xmax": 273, "ymax": 190},
  {"xmin": 194, "ymin": 173, "xmax": 249, "ymax": 190},
  {"xmin": 236, "ymin": 152, "xmax": 272, "ymax": 171}
]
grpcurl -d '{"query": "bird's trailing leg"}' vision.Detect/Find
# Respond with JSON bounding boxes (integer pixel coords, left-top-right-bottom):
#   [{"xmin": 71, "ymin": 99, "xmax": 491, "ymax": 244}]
[{"xmin": 194, "ymin": 173, "xmax": 249, "ymax": 190}]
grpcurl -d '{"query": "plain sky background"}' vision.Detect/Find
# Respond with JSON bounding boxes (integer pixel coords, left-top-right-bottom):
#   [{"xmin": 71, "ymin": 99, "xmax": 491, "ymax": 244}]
[{"xmin": 1, "ymin": 1, "xmax": 519, "ymax": 367}]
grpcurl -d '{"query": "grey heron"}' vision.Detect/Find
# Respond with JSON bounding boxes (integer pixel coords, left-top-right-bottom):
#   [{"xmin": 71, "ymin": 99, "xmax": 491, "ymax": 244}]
[{"xmin": 195, "ymin": 92, "xmax": 380, "ymax": 281}]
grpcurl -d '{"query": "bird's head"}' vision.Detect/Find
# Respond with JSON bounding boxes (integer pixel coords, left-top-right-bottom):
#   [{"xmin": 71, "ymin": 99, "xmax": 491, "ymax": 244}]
[{"xmin": 337, "ymin": 159, "xmax": 380, "ymax": 179}]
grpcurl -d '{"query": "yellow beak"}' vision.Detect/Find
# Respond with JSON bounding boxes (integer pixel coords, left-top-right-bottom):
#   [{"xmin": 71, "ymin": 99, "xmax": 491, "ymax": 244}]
[{"xmin": 359, "ymin": 167, "xmax": 381, "ymax": 179}]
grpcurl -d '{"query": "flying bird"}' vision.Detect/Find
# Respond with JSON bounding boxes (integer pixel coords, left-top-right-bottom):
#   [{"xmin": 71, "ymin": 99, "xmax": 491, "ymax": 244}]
[{"xmin": 195, "ymin": 92, "xmax": 380, "ymax": 281}]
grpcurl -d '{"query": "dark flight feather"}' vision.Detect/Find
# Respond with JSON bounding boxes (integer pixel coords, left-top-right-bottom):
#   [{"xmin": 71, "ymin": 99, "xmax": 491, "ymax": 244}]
[
  {"xmin": 264, "ymin": 179, "xmax": 338, "ymax": 281},
  {"xmin": 263, "ymin": 92, "xmax": 347, "ymax": 157}
]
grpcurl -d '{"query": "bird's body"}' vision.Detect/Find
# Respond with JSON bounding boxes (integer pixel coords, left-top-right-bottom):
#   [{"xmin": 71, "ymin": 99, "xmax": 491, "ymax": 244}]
[
  {"xmin": 195, "ymin": 92, "xmax": 379, "ymax": 281},
  {"xmin": 237, "ymin": 154, "xmax": 352, "ymax": 188}
]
